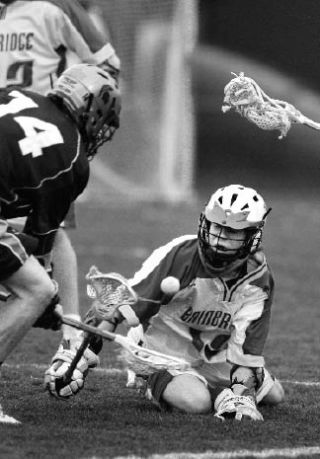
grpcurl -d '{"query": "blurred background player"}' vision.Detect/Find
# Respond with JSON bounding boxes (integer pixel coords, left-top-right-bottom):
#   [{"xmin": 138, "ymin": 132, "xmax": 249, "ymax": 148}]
[
  {"xmin": 0, "ymin": 63, "xmax": 120, "ymax": 419},
  {"xmin": 0, "ymin": 0, "xmax": 120, "ymax": 357},
  {"xmin": 48, "ymin": 185, "xmax": 284, "ymax": 420}
]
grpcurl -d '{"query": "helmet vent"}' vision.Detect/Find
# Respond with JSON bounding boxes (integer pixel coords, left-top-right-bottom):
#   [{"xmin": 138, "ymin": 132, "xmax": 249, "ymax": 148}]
[
  {"xmin": 230, "ymin": 193, "xmax": 238, "ymax": 205},
  {"xmin": 241, "ymin": 203, "xmax": 249, "ymax": 210},
  {"xmin": 253, "ymin": 195, "xmax": 259, "ymax": 202},
  {"xmin": 218, "ymin": 196, "xmax": 223, "ymax": 204}
]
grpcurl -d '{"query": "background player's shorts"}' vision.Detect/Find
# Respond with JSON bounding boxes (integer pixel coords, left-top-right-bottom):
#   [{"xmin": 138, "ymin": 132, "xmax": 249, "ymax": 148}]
[
  {"xmin": 59, "ymin": 202, "xmax": 77, "ymax": 229},
  {"xmin": 0, "ymin": 232, "xmax": 28, "ymax": 281},
  {"xmin": 7, "ymin": 202, "xmax": 77, "ymax": 231}
]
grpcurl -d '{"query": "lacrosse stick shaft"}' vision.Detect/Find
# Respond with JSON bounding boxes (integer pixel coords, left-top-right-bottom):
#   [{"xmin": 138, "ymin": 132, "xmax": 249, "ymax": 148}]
[
  {"xmin": 54, "ymin": 318, "xmax": 118, "ymax": 391},
  {"xmin": 299, "ymin": 115, "xmax": 320, "ymax": 130},
  {"xmin": 59, "ymin": 332, "xmax": 92, "ymax": 387},
  {"xmin": 61, "ymin": 316, "xmax": 117, "ymax": 341},
  {"xmin": 61, "ymin": 316, "xmax": 191, "ymax": 366},
  {"xmin": 56, "ymin": 317, "xmax": 115, "ymax": 392}
]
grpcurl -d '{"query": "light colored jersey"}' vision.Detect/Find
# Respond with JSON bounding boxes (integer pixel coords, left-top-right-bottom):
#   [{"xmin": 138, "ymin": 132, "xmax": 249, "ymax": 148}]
[
  {"xmin": 129, "ymin": 235, "xmax": 274, "ymax": 369},
  {"xmin": 0, "ymin": 0, "xmax": 115, "ymax": 93}
]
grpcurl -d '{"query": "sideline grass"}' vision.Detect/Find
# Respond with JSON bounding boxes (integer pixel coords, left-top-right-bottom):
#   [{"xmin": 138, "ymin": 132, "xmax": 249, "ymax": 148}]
[{"xmin": 0, "ymin": 192, "xmax": 319, "ymax": 458}]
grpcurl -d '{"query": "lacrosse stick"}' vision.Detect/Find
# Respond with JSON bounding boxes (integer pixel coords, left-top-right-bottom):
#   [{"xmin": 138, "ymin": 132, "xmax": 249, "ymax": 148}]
[
  {"xmin": 61, "ymin": 316, "xmax": 192, "ymax": 375},
  {"xmin": 56, "ymin": 266, "xmax": 143, "ymax": 390},
  {"xmin": 222, "ymin": 72, "xmax": 320, "ymax": 139},
  {"xmin": 56, "ymin": 266, "xmax": 172, "ymax": 390}
]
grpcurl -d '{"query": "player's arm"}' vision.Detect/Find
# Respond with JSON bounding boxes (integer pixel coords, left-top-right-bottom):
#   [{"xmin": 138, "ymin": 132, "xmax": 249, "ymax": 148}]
[
  {"xmin": 214, "ymin": 365, "xmax": 264, "ymax": 421},
  {"xmin": 226, "ymin": 266, "xmax": 274, "ymax": 369},
  {"xmin": 214, "ymin": 271, "xmax": 275, "ymax": 421},
  {"xmin": 214, "ymin": 304, "xmax": 270, "ymax": 421},
  {"xmin": 128, "ymin": 237, "xmax": 196, "ymax": 324},
  {"xmin": 46, "ymin": 0, "xmax": 120, "ymax": 79}
]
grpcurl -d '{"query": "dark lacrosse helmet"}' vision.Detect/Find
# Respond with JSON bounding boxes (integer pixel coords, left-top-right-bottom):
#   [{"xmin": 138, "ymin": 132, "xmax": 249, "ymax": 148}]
[{"xmin": 48, "ymin": 64, "xmax": 121, "ymax": 158}]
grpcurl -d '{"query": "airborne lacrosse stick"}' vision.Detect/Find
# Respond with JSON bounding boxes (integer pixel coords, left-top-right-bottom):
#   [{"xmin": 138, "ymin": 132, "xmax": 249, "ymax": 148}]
[
  {"xmin": 222, "ymin": 72, "xmax": 320, "ymax": 139},
  {"xmin": 61, "ymin": 316, "xmax": 192, "ymax": 375}
]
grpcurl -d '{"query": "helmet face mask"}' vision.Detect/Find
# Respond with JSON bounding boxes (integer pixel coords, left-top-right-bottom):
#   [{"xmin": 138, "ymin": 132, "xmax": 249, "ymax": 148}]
[
  {"xmin": 48, "ymin": 64, "xmax": 121, "ymax": 158},
  {"xmin": 198, "ymin": 185, "xmax": 269, "ymax": 275}
]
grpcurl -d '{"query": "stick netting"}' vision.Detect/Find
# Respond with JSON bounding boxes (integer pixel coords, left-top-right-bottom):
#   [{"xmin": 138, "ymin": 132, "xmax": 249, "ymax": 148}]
[{"xmin": 222, "ymin": 72, "xmax": 320, "ymax": 139}]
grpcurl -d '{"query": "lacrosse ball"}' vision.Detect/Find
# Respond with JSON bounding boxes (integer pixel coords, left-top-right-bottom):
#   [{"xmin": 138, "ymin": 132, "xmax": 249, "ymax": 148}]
[{"xmin": 160, "ymin": 276, "xmax": 180, "ymax": 295}]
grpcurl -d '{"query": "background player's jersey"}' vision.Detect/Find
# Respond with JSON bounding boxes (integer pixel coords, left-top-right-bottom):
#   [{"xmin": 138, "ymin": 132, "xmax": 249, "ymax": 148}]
[
  {"xmin": 0, "ymin": 0, "xmax": 115, "ymax": 93},
  {"xmin": 129, "ymin": 236, "xmax": 274, "ymax": 368},
  {"xmin": 0, "ymin": 88, "xmax": 89, "ymax": 254}
]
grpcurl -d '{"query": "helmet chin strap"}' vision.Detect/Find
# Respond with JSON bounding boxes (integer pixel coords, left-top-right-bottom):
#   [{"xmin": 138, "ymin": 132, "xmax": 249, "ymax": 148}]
[
  {"xmin": 210, "ymin": 259, "xmax": 246, "ymax": 277},
  {"xmin": 198, "ymin": 244, "xmax": 247, "ymax": 277}
]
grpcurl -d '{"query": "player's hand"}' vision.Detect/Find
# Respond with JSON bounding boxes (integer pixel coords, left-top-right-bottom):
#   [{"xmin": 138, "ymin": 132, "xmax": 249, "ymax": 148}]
[
  {"xmin": 44, "ymin": 339, "xmax": 99, "ymax": 400},
  {"xmin": 214, "ymin": 388, "xmax": 263, "ymax": 421},
  {"xmin": 100, "ymin": 54, "xmax": 121, "ymax": 81},
  {"xmin": 233, "ymin": 394, "xmax": 264, "ymax": 421},
  {"xmin": 33, "ymin": 303, "xmax": 63, "ymax": 330}
]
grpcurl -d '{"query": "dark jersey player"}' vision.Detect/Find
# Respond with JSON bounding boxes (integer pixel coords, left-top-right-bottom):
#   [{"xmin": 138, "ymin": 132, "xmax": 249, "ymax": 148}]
[
  {"xmin": 0, "ymin": 63, "xmax": 120, "ymax": 421},
  {"xmin": 0, "ymin": 0, "xmax": 121, "ymax": 370}
]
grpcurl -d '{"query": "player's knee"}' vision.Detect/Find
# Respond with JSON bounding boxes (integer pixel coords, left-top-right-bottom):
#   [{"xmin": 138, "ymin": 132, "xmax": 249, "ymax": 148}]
[
  {"xmin": 263, "ymin": 379, "xmax": 285, "ymax": 405},
  {"xmin": 5, "ymin": 256, "xmax": 55, "ymax": 304},
  {"xmin": 176, "ymin": 390, "xmax": 212, "ymax": 414},
  {"xmin": 26, "ymin": 265, "xmax": 56, "ymax": 306},
  {"xmin": 53, "ymin": 229, "xmax": 76, "ymax": 257},
  {"xmin": 32, "ymin": 278, "xmax": 56, "ymax": 307},
  {"xmin": 150, "ymin": 372, "xmax": 211, "ymax": 414}
]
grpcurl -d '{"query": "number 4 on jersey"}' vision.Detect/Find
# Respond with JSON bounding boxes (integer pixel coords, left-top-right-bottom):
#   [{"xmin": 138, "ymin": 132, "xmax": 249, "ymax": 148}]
[
  {"xmin": 0, "ymin": 90, "xmax": 64, "ymax": 158},
  {"xmin": 14, "ymin": 116, "xmax": 63, "ymax": 158}
]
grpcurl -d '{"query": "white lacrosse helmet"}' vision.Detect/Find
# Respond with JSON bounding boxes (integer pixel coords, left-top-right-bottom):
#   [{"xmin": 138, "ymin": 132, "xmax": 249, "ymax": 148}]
[{"xmin": 198, "ymin": 184, "xmax": 270, "ymax": 274}]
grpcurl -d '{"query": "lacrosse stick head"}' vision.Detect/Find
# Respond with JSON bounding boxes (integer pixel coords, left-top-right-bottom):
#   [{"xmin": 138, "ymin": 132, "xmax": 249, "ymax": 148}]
[
  {"xmin": 222, "ymin": 72, "xmax": 264, "ymax": 113},
  {"xmin": 85, "ymin": 266, "xmax": 138, "ymax": 321},
  {"xmin": 222, "ymin": 72, "xmax": 293, "ymax": 139}
]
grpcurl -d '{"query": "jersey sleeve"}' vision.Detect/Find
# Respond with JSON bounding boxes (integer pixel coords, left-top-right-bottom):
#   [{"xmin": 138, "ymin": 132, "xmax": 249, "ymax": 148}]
[
  {"xmin": 226, "ymin": 266, "xmax": 274, "ymax": 367},
  {"xmin": 45, "ymin": 0, "xmax": 117, "ymax": 66},
  {"xmin": 128, "ymin": 235, "xmax": 199, "ymax": 323}
]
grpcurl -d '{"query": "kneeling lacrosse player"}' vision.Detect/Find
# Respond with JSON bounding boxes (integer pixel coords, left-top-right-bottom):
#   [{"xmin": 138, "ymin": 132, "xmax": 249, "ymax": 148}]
[{"xmin": 48, "ymin": 184, "xmax": 284, "ymax": 421}]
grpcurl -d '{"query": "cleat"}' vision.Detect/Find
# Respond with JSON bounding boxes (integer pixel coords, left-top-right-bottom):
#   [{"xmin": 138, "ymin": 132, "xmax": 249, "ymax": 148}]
[{"xmin": 0, "ymin": 408, "xmax": 21, "ymax": 425}]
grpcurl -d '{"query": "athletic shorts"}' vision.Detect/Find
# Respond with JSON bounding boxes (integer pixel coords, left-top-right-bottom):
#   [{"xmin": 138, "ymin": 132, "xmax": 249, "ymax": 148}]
[
  {"xmin": 0, "ymin": 230, "xmax": 28, "ymax": 281},
  {"xmin": 7, "ymin": 202, "xmax": 77, "ymax": 231},
  {"xmin": 59, "ymin": 202, "xmax": 76, "ymax": 229}
]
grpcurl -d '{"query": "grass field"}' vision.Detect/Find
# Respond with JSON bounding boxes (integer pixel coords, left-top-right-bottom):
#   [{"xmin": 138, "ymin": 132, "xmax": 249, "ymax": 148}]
[
  {"xmin": 0, "ymin": 174, "xmax": 320, "ymax": 458},
  {"xmin": 2, "ymin": 42, "xmax": 320, "ymax": 459}
]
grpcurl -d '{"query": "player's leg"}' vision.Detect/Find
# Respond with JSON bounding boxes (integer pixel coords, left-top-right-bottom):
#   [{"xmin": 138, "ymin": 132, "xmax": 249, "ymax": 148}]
[
  {"xmin": 256, "ymin": 368, "xmax": 285, "ymax": 405},
  {"xmin": 51, "ymin": 228, "xmax": 82, "ymax": 341},
  {"xmin": 147, "ymin": 370, "xmax": 211, "ymax": 413},
  {"xmin": 46, "ymin": 220, "xmax": 100, "ymax": 400},
  {"xmin": 0, "ymin": 256, "xmax": 56, "ymax": 362}
]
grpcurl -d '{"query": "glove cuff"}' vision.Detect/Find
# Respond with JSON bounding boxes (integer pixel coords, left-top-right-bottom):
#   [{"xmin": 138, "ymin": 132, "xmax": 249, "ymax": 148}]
[
  {"xmin": 51, "ymin": 339, "xmax": 100, "ymax": 368},
  {"xmin": 214, "ymin": 388, "xmax": 234, "ymax": 412}
]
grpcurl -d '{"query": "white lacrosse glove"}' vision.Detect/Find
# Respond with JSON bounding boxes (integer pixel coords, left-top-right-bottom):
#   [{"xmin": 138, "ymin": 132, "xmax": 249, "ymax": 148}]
[
  {"xmin": 214, "ymin": 388, "xmax": 263, "ymax": 422},
  {"xmin": 44, "ymin": 338, "xmax": 99, "ymax": 400},
  {"xmin": 99, "ymin": 46, "xmax": 121, "ymax": 80}
]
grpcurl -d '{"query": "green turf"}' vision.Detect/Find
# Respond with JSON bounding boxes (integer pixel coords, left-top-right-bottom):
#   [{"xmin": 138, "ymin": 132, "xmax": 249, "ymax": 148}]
[{"xmin": 0, "ymin": 191, "xmax": 319, "ymax": 458}]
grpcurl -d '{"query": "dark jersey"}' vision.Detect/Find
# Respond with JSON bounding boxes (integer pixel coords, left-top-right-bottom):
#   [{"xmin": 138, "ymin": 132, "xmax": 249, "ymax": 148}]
[{"xmin": 0, "ymin": 88, "xmax": 89, "ymax": 255}]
